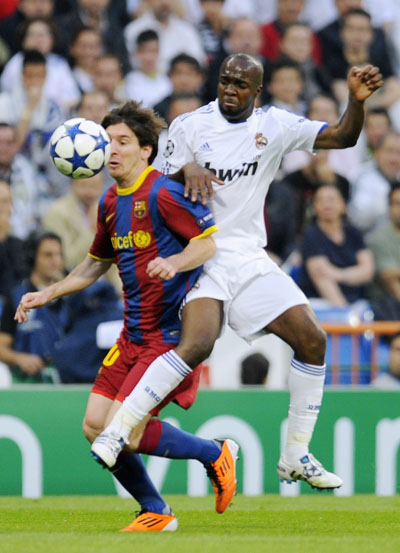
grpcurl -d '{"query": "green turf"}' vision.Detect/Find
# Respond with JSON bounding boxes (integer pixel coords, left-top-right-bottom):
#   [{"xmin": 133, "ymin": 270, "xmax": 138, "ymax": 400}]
[{"xmin": 1, "ymin": 495, "xmax": 400, "ymax": 553}]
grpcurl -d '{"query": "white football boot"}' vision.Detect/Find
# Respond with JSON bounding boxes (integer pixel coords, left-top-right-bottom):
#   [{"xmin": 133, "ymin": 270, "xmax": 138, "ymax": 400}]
[
  {"xmin": 91, "ymin": 431, "xmax": 126, "ymax": 468},
  {"xmin": 277, "ymin": 453, "xmax": 343, "ymax": 490}
]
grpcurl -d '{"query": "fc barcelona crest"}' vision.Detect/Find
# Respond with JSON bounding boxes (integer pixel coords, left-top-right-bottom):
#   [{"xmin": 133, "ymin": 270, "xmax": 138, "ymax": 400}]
[{"xmin": 134, "ymin": 200, "xmax": 147, "ymax": 219}]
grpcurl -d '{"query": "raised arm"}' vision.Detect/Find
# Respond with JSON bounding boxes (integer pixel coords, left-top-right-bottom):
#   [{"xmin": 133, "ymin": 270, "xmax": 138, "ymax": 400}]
[
  {"xmin": 15, "ymin": 256, "xmax": 112, "ymax": 323},
  {"xmin": 315, "ymin": 65, "xmax": 384, "ymax": 150}
]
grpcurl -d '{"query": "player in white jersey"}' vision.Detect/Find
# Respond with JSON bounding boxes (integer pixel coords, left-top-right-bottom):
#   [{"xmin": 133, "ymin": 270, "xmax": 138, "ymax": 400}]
[{"xmin": 91, "ymin": 54, "xmax": 383, "ymax": 490}]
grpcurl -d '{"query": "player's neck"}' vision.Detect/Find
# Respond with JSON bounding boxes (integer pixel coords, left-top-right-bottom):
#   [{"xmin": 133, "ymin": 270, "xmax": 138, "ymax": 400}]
[{"xmin": 116, "ymin": 162, "xmax": 149, "ymax": 189}]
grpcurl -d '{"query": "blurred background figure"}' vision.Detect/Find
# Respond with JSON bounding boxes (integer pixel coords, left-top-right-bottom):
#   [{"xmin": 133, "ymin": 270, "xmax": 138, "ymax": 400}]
[
  {"xmin": 240, "ymin": 352, "xmax": 270, "ymax": 386},
  {"xmin": 124, "ymin": 0, "xmax": 206, "ymax": 74},
  {"xmin": 260, "ymin": 0, "xmax": 321, "ymax": 63},
  {"xmin": 263, "ymin": 59, "xmax": 306, "ymax": 115},
  {"xmin": 0, "ymin": 122, "xmax": 40, "ymax": 239},
  {"xmin": 356, "ymin": 106, "xmax": 392, "ymax": 162},
  {"xmin": 298, "ymin": 183, "xmax": 374, "ymax": 307},
  {"xmin": 0, "ymin": 16, "xmax": 80, "ymax": 109},
  {"xmin": 371, "ymin": 332, "xmax": 400, "ymax": 389},
  {"xmin": 367, "ymin": 186, "xmax": 400, "ymax": 321},
  {"xmin": 197, "ymin": 0, "xmax": 229, "ymax": 66},
  {"xmin": 92, "ymin": 54, "xmax": 125, "ymax": 108},
  {"xmin": 0, "ymin": 180, "xmax": 28, "ymax": 304},
  {"xmin": 74, "ymin": 90, "xmax": 110, "ymax": 123},
  {"xmin": 348, "ymin": 131, "xmax": 400, "ymax": 233},
  {"xmin": 124, "ymin": 29, "xmax": 172, "ymax": 107},
  {"xmin": 68, "ymin": 26, "xmax": 103, "ymax": 95},
  {"xmin": 154, "ymin": 53, "xmax": 204, "ymax": 119},
  {"xmin": 0, "ymin": 231, "xmax": 67, "ymax": 383}
]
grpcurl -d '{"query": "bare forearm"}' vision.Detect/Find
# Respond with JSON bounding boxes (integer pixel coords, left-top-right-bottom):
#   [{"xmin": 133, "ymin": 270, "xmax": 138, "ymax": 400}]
[
  {"xmin": 46, "ymin": 256, "xmax": 111, "ymax": 302},
  {"xmin": 168, "ymin": 236, "xmax": 216, "ymax": 272},
  {"xmin": 315, "ymin": 94, "xmax": 365, "ymax": 149},
  {"xmin": 312, "ymin": 277, "xmax": 349, "ymax": 307},
  {"xmin": 381, "ymin": 272, "xmax": 400, "ymax": 300}
]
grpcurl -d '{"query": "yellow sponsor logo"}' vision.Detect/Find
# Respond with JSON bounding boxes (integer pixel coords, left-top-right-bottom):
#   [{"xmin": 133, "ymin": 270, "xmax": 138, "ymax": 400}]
[
  {"xmin": 133, "ymin": 230, "xmax": 151, "ymax": 248},
  {"xmin": 103, "ymin": 344, "xmax": 120, "ymax": 367},
  {"xmin": 110, "ymin": 230, "xmax": 151, "ymax": 250}
]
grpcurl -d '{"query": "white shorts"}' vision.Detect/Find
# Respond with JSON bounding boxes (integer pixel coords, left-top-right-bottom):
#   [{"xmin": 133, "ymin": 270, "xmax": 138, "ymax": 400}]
[{"xmin": 184, "ymin": 250, "xmax": 309, "ymax": 342}]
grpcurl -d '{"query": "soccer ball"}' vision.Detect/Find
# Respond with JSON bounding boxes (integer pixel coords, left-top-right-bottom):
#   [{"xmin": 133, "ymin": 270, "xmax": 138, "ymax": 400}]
[{"xmin": 49, "ymin": 118, "xmax": 111, "ymax": 179}]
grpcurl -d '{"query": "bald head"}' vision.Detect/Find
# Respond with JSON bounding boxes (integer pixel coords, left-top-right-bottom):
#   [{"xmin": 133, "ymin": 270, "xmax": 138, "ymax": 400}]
[
  {"xmin": 221, "ymin": 54, "xmax": 263, "ymax": 87},
  {"xmin": 218, "ymin": 54, "xmax": 263, "ymax": 122}
]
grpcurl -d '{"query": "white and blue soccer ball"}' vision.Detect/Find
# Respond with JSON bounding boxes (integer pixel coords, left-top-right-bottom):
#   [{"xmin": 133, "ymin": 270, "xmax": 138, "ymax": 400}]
[{"xmin": 49, "ymin": 118, "xmax": 111, "ymax": 179}]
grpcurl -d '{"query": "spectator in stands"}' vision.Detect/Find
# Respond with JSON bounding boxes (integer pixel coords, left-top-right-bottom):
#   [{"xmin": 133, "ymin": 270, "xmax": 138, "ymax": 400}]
[
  {"xmin": 282, "ymin": 94, "xmax": 362, "ymax": 179},
  {"xmin": 197, "ymin": 0, "xmax": 229, "ymax": 65},
  {"xmin": 367, "ymin": 186, "xmax": 400, "ymax": 319},
  {"xmin": 317, "ymin": 0, "xmax": 393, "ymax": 82},
  {"xmin": 324, "ymin": 9, "xmax": 400, "ymax": 129},
  {"xmin": 0, "ymin": 231, "xmax": 68, "ymax": 382},
  {"xmin": 0, "ymin": 17, "xmax": 81, "ymax": 109},
  {"xmin": 68, "ymin": 26, "xmax": 103, "ymax": 95},
  {"xmin": 0, "ymin": 49, "xmax": 67, "ymax": 215},
  {"xmin": 260, "ymin": 0, "xmax": 321, "ymax": 64},
  {"xmin": 92, "ymin": 54, "xmax": 125, "ymax": 108},
  {"xmin": 299, "ymin": 183, "xmax": 374, "ymax": 307},
  {"xmin": 371, "ymin": 332, "xmax": 400, "ymax": 389},
  {"xmin": 280, "ymin": 149, "xmax": 350, "ymax": 241},
  {"xmin": 357, "ymin": 106, "xmax": 392, "ymax": 162},
  {"xmin": 0, "ymin": 180, "xmax": 28, "ymax": 301},
  {"xmin": 153, "ymin": 54, "xmax": 205, "ymax": 120},
  {"xmin": 153, "ymin": 92, "xmax": 203, "ymax": 170},
  {"xmin": 56, "ymin": 0, "xmax": 130, "ymax": 73},
  {"xmin": 42, "ymin": 172, "xmax": 121, "ymax": 295},
  {"xmin": 263, "ymin": 59, "xmax": 306, "ymax": 116},
  {"xmin": 0, "ymin": 122, "xmax": 41, "ymax": 239},
  {"xmin": 0, "ymin": 0, "xmax": 54, "ymax": 55},
  {"xmin": 203, "ymin": 17, "xmax": 267, "ymax": 104},
  {"xmin": 263, "ymin": 179, "xmax": 297, "ymax": 266},
  {"xmin": 240, "ymin": 352, "xmax": 270, "ymax": 386},
  {"xmin": 124, "ymin": 29, "xmax": 172, "ymax": 108},
  {"xmin": 124, "ymin": 0, "xmax": 206, "ymax": 74},
  {"xmin": 74, "ymin": 90, "xmax": 110, "ymax": 124},
  {"xmin": 278, "ymin": 23, "xmax": 333, "ymax": 103},
  {"xmin": 348, "ymin": 131, "xmax": 400, "ymax": 233}
]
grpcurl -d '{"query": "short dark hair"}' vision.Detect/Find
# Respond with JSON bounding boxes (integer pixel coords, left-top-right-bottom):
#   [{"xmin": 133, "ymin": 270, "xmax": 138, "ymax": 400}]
[
  {"xmin": 101, "ymin": 101, "xmax": 167, "ymax": 165},
  {"xmin": 240, "ymin": 352, "xmax": 269, "ymax": 385},
  {"xmin": 270, "ymin": 58, "xmax": 303, "ymax": 81},
  {"xmin": 343, "ymin": 7, "xmax": 372, "ymax": 24},
  {"xmin": 169, "ymin": 53, "xmax": 202, "ymax": 75},
  {"xmin": 26, "ymin": 230, "xmax": 62, "ymax": 271},
  {"xmin": 22, "ymin": 49, "xmax": 46, "ymax": 67},
  {"xmin": 137, "ymin": 29, "xmax": 159, "ymax": 47},
  {"xmin": 389, "ymin": 184, "xmax": 400, "ymax": 204}
]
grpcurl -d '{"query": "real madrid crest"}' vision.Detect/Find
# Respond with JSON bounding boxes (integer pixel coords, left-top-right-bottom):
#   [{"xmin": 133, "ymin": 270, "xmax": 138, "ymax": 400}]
[
  {"xmin": 255, "ymin": 132, "xmax": 268, "ymax": 149},
  {"xmin": 134, "ymin": 200, "xmax": 146, "ymax": 219}
]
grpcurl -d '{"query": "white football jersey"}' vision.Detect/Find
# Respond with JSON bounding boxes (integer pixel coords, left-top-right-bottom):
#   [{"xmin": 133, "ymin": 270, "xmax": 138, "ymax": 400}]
[{"xmin": 162, "ymin": 100, "xmax": 326, "ymax": 254}]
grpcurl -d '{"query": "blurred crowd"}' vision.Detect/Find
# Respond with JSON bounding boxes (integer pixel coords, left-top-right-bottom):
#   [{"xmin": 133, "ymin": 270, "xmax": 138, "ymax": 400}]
[{"xmin": 0, "ymin": 0, "xmax": 399, "ymax": 386}]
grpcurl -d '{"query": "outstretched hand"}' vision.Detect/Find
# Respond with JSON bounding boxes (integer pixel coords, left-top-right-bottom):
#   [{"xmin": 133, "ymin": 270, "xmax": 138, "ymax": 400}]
[
  {"xmin": 183, "ymin": 162, "xmax": 224, "ymax": 205},
  {"xmin": 14, "ymin": 289, "xmax": 53, "ymax": 323},
  {"xmin": 348, "ymin": 65, "xmax": 384, "ymax": 102}
]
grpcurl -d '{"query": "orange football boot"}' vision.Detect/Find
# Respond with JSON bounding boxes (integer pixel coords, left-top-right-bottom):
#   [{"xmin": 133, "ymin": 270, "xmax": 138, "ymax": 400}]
[{"xmin": 206, "ymin": 439, "xmax": 239, "ymax": 513}]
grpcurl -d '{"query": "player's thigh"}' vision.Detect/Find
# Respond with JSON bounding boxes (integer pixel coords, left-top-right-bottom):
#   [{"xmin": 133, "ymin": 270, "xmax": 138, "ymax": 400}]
[
  {"xmin": 82, "ymin": 392, "xmax": 114, "ymax": 442},
  {"xmin": 228, "ymin": 269, "xmax": 308, "ymax": 340}
]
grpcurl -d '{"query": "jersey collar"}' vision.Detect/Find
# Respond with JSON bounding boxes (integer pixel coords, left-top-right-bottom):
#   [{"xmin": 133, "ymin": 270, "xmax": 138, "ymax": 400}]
[
  {"xmin": 215, "ymin": 99, "xmax": 255, "ymax": 125},
  {"xmin": 116, "ymin": 166, "xmax": 154, "ymax": 196}
]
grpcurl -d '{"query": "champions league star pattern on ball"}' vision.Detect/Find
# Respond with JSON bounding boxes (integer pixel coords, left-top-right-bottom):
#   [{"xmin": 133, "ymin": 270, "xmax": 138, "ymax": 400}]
[{"xmin": 49, "ymin": 118, "xmax": 111, "ymax": 179}]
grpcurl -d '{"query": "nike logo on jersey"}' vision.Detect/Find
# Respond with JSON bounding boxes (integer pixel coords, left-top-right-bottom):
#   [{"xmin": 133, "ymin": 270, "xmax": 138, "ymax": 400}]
[
  {"xmin": 204, "ymin": 161, "xmax": 258, "ymax": 182},
  {"xmin": 199, "ymin": 142, "xmax": 212, "ymax": 152}
]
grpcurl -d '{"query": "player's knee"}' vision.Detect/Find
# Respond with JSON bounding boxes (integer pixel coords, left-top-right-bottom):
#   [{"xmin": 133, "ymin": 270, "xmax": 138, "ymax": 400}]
[
  {"xmin": 302, "ymin": 325, "xmax": 327, "ymax": 362},
  {"xmin": 82, "ymin": 417, "xmax": 101, "ymax": 444},
  {"xmin": 176, "ymin": 334, "xmax": 215, "ymax": 368}
]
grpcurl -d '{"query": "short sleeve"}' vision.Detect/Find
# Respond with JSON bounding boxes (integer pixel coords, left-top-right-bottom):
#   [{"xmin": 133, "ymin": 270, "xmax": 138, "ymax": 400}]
[
  {"xmin": 161, "ymin": 117, "xmax": 195, "ymax": 175},
  {"xmin": 272, "ymin": 107, "xmax": 327, "ymax": 156},
  {"xmin": 88, "ymin": 202, "xmax": 116, "ymax": 262},
  {"xmin": 157, "ymin": 179, "xmax": 217, "ymax": 242}
]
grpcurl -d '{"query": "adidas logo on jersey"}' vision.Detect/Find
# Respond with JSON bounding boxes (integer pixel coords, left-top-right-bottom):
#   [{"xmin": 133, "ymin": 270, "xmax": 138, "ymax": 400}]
[{"xmin": 199, "ymin": 142, "xmax": 212, "ymax": 152}]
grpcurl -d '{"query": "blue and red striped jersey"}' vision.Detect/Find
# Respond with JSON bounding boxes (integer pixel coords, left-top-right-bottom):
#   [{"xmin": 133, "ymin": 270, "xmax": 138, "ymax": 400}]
[{"xmin": 89, "ymin": 166, "xmax": 217, "ymax": 344}]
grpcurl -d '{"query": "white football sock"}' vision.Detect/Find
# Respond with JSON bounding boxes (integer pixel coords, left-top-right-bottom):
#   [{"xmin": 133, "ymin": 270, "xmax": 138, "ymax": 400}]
[
  {"xmin": 121, "ymin": 349, "xmax": 191, "ymax": 424},
  {"xmin": 284, "ymin": 358, "xmax": 325, "ymax": 462}
]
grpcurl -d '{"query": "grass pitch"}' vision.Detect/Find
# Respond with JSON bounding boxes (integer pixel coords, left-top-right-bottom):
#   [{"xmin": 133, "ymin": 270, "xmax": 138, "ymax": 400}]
[{"xmin": 1, "ymin": 495, "xmax": 399, "ymax": 553}]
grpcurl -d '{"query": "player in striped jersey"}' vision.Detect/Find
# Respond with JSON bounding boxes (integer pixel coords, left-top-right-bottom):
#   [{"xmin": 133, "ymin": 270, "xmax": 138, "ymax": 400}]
[
  {"xmin": 95, "ymin": 55, "xmax": 383, "ymax": 491},
  {"xmin": 15, "ymin": 101, "xmax": 238, "ymax": 532}
]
